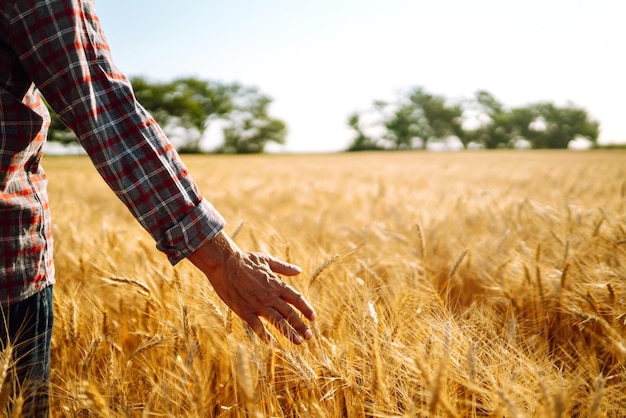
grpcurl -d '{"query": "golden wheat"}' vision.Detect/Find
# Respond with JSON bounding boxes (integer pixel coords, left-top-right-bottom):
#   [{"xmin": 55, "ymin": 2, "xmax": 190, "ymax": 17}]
[{"xmin": 35, "ymin": 150, "xmax": 626, "ymax": 416}]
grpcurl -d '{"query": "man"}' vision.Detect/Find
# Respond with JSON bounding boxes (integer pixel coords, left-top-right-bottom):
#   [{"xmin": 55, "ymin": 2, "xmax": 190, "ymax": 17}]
[{"xmin": 0, "ymin": 0, "xmax": 316, "ymax": 415}]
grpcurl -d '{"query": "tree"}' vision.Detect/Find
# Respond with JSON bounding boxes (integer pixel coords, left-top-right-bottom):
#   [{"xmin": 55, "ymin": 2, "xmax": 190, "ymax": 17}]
[
  {"xmin": 463, "ymin": 91, "xmax": 598, "ymax": 149},
  {"xmin": 346, "ymin": 87, "xmax": 465, "ymax": 151},
  {"xmin": 464, "ymin": 91, "xmax": 523, "ymax": 149},
  {"xmin": 219, "ymin": 86, "xmax": 287, "ymax": 154},
  {"xmin": 384, "ymin": 102, "xmax": 421, "ymax": 150},
  {"xmin": 463, "ymin": 90, "xmax": 503, "ymax": 148},
  {"xmin": 407, "ymin": 87, "xmax": 464, "ymax": 148},
  {"xmin": 527, "ymin": 102, "xmax": 599, "ymax": 149},
  {"xmin": 45, "ymin": 77, "xmax": 287, "ymax": 154},
  {"xmin": 131, "ymin": 77, "xmax": 234, "ymax": 153},
  {"xmin": 346, "ymin": 112, "xmax": 382, "ymax": 151}
]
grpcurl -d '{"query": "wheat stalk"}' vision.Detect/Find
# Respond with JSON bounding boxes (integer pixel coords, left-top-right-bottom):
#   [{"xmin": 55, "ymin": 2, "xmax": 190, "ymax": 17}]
[
  {"xmin": 100, "ymin": 276, "xmax": 151, "ymax": 297},
  {"xmin": 0, "ymin": 345, "xmax": 13, "ymax": 414},
  {"xmin": 592, "ymin": 216, "xmax": 605, "ymax": 237},
  {"xmin": 310, "ymin": 254, "xmax": 342, "ymax": 287},
  {"xmin": 415, "ymin": 222, "xmax": 426, "ymax": 260},
  {"xmin": 588, "ymin": 374, "xmax": 604, "ymax": 418},
  {"xmin": 82, "ymin": 336, "xmax": 102, "ymax": 376},
  {"xmin": 127, "ymin": 335, "xmax": 166, "ymax": 364},
  {"xmin": 80, "ymin": 381, "xmax": 109, "ymax": 417},
  {"xmin": 450, "ymin": 249, "xmax": 468, "ymax": 277},
  {"xmin": 231, "ymin": 222, "xmax": 245, "ymax": 240},
  {"xmin": 235, "ymin": 344, "xmax": 255, "ymax": 402},
  {"xmin": 496, "ymin": 388, "xmax": 520, "ymax": 418},
  {"xmin": 10, "ymin": 395, "xmax": 22, "ymax": 418}
]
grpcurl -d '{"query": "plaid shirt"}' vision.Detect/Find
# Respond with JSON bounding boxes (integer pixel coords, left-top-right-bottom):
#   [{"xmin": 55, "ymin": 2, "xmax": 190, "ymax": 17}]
[{"xmin": 0, "ymin": 0, "xmax": 225, "ymax": 305}]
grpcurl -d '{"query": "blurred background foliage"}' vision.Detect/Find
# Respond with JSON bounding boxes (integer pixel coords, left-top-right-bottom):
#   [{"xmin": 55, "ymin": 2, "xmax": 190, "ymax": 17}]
[
  {"xmin": 45, "ymin": 77, "xmax": 286, "ymax": 154},
  {"xmin": 45, "ymin": 78, "xmax": 601, "ymax": 153},
  {"xmin": 347, "ymin": 87, "xmax": 600, "ymax": 151}
]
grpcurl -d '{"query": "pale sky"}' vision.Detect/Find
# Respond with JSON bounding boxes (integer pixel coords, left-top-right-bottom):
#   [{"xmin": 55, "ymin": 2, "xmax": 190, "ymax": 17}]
[{"xmin": 95, "ymin": 0, "xmax": 625, "ymax": 152}]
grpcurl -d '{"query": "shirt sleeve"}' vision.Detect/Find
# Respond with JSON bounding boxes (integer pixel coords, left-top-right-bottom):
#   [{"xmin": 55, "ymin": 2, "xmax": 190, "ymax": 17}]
[{"xmin": 6, "ymin": 0, "xmax": 225, "ymax": 265}]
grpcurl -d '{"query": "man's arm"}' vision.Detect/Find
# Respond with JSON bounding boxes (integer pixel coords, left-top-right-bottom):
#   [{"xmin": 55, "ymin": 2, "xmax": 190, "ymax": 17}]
[
  {"xmin": 8, "ymin": 0, "xmax": 223, "ymax": 263},
  {"xmin": 7, "ymin": 0, "xmax": 315, "ymax": 343}
]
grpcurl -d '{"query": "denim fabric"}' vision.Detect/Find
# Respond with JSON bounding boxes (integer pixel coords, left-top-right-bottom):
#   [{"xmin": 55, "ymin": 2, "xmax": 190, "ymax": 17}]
[{"xmin": 0, "ymin": 286, "xmax": 53, "ymax": 417}]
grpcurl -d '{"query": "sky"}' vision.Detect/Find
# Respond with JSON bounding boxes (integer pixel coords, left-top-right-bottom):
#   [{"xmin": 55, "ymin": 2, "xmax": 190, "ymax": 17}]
[{"xmin": 94, "ymin": 0, "xmax": 625, "ymax": 152}]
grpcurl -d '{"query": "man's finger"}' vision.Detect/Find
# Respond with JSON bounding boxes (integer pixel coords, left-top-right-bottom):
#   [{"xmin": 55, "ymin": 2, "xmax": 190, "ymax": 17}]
[
  {"xmin": 279, "ymin": 284, "xmax": 317, "ymax": 322},
  {"xmin": 272, "ymin": 299, "xmax": 314, "ymax": 341},
  {"xmin": 265, "ymin": 255, "xmax": 302, "ymax": 276},
  {"xmin": 261, "ymin": 308, "xmax": 306, "ymax": 345}
]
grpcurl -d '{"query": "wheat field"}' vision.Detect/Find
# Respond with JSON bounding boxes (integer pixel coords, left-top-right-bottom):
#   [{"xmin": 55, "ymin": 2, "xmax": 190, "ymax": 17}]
[{"xmin": 21, "ymin": 150, "xmax": 626, "ymax": 416}]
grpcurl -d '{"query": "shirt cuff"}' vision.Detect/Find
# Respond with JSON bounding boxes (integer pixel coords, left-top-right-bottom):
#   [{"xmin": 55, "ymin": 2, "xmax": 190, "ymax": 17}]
[{"xmin": 156, "ymin": 198, "xmax": 226, "ymax": 265}]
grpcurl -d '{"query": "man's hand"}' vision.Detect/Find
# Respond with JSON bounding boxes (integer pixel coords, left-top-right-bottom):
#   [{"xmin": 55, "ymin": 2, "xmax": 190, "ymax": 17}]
[{"xmin": 188, "ymin": 231, "xmax": 316, "ymax": 345}]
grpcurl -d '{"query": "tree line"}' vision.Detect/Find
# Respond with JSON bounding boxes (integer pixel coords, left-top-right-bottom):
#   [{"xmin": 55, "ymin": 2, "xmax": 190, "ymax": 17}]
[
  {"xmin": 46, "ymin": 77, "xmax": 601, "ymax": 153},
  {"xmin": 347, "ymin": 87, "xmax": 600, "ymax": 151},
  {"xmin": 46, "ymin": 77, "xmax": 286, "ymax": 154}
]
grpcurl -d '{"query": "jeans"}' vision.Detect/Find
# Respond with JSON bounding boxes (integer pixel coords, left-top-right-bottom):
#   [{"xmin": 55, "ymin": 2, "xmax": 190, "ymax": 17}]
[{"xmin": 0, "ymin": 286, "xmax": 53, "ymax": 417}]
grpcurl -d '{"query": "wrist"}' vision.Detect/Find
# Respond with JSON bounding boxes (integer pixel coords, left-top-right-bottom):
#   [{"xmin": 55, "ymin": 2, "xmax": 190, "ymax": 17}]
[{"xmin": 187, "ymin": 230, "xmax": 239, "ymax": 273}]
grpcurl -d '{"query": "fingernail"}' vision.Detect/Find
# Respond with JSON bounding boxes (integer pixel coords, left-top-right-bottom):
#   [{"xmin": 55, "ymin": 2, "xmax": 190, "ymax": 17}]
[{"xmin": 303, "ymin": 329, "xmax": 313, "ymax": 340}]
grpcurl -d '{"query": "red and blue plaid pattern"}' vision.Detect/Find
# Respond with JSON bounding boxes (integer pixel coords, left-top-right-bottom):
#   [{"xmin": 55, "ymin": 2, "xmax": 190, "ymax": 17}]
[{"xmin": 0, "ymin": 0, "xmax": 225, "ymax": 305}]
